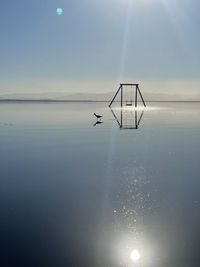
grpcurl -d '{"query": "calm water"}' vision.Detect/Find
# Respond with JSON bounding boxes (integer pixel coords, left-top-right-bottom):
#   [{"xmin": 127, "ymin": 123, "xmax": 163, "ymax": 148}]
[{"xmin": 0, "ymin": 102, "xmax": 200, "ymax": 267}]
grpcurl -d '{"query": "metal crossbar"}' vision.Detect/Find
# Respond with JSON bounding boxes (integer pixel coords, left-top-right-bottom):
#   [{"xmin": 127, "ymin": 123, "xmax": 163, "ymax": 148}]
[{"xmin": 109, "ymin": 84, "xmax": 146, "ymax": 108}]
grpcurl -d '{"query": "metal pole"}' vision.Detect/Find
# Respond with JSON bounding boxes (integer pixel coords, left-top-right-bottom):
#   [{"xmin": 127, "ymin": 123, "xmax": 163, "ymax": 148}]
[
  {"xmin": 135, "ymin": 110, "xmax": 138, "ymax": 129},
  {"xmin": 121, "ymin": 85, "xmax": 123, "ymax": 108},
  {"xmin": 110, "ymin": 107, "xmax": 121, "ymax": 128},
  {"xmin": 120, "ymin": 107, "xmax": 123, "ymax": 128},
  {"xmin": 109, "ymin": 85, "xmax": 121, "ymax": 107},
  {"xmin": 135, "ymin": 86, "xmax": 138, "ymax": 108},
  {"xmin": 137, "ymin": 86, "xmax": 146, "ymax": 107},
  {"xmin": 138, "ymin": 111, "xmax": 144, "ymax": 126}
]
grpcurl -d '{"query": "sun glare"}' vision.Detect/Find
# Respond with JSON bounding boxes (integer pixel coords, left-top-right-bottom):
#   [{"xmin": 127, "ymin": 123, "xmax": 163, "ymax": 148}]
[{"xmin": 130, "ymin": 249, "xmax": 141, "ymax": 261}]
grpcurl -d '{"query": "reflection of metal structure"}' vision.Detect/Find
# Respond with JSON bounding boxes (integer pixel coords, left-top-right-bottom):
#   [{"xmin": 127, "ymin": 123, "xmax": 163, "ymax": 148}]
[
  {"xmin": 110, "ymin": 108, "xmax": 144, "ymax": 130},
  {"xmin": 109, "ymin": 83, "xmax": 146, "ymax": 108}
]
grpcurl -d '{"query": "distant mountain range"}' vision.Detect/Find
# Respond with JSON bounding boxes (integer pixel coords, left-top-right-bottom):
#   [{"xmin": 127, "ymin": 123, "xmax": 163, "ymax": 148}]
[{"xmin": 0, "ymin": 91, "xmax": 199, "ymax": 102}]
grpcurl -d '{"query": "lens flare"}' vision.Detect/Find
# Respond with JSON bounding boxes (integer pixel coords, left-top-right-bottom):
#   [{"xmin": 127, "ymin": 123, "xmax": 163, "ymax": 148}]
[{"xmin": 56, "ymin": 8, "xmax": 63, "ymax": 16}]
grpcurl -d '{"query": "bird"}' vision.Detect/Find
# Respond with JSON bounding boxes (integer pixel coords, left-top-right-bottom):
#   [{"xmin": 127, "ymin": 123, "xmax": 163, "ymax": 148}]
[{"xmin": 94, "ymin": 113, "xmax": 103, "ymax": 120}]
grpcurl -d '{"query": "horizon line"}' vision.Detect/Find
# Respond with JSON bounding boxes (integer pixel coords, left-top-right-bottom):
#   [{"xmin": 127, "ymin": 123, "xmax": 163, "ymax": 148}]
[{"xmin": 0, "ymin": 99, "xmax": 200, "ymax": 103}]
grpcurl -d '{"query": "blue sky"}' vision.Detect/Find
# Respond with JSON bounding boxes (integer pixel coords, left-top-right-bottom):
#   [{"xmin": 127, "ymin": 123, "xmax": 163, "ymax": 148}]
[{"xmin": 0, "ymin": 0, "xmax": 200, "ymax": 98}]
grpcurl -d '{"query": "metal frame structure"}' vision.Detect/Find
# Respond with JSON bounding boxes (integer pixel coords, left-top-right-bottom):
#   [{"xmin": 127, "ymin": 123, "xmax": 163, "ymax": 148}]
[
  {"xmin": 109, "ymin": 83, "xmax": 146, "ymax": 108},
  {"xmin": 110, "ymin": 108, "xmax": 144, "ymax": 130}
]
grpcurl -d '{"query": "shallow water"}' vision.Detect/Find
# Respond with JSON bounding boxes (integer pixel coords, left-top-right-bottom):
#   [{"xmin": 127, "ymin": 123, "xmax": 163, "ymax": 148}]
[{"xmin": 0, "ymin": 102, "xmax": 200, "ymax": 267}]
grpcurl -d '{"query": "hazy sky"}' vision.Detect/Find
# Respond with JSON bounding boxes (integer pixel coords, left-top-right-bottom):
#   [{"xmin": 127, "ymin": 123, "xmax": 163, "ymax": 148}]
[{"xmin": 0, "ymin": 0, "xmax": 200, "ymax": 98}]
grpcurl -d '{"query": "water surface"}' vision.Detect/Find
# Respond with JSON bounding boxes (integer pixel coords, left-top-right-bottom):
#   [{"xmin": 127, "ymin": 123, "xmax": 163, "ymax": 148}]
[{"xmin": 0, "ymin": 102, "xmax": 200, "ymax": 267}]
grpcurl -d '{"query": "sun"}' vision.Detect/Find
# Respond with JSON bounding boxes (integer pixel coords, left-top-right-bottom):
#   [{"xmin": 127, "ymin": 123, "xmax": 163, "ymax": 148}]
[{"xmin": 130, "ymin": 249, "xmax": 141, "ymax": 261}]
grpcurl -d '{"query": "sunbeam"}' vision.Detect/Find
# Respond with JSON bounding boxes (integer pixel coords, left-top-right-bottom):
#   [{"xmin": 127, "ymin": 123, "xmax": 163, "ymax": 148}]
[{"xmin": 118, "ymin": 0, "xmax": 133, "ymax": 82}]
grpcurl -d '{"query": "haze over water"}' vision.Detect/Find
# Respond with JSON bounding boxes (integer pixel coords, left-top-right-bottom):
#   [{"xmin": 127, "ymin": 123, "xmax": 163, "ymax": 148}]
[{"xmin": 0, "ymin": 102, "xmax": 200, "ymax": 267}]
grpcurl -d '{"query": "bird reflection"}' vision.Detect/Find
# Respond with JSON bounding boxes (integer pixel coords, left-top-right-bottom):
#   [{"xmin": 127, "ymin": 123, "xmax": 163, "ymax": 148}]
[
  {"xmin": 110, "ymin": 107, "xmax": 144, "ymax": 129},
  {"xmin": 93, "ymin": 121, "xmax": 104, "ymax": 127}
]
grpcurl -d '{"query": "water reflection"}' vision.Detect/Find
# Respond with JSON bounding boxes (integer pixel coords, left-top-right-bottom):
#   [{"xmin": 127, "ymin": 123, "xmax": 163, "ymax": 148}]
[
  {"xmin": 0, "ymin": 102, "xmax": 200, "ymax": 267},
  {"xmin": 107, "ymin": 158, "xmax": 154, "ymax": 266},
  {"xmin": 93, "ymin": 121, "xmax": 104, "ymax": 127},
  {"xmin": 110, "ymin": 107, "xmax": 144, "ymax": 129}
]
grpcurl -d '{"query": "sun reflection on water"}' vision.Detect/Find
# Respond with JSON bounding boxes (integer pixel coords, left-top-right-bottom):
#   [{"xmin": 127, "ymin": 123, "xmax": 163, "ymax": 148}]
[
  {"xmin": 130, "ymin": 249, "xmax": 141, "ymax": 261},
  {"xmin": 111, "ymin": 105, "xmax": 168, "ymax": 111}
]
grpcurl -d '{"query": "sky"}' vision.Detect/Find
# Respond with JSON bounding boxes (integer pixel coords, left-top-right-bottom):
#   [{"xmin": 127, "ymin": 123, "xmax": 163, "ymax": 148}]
[{"xmin": 0, "ymin": 0, "xmax": 200, "ymax": 99}]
